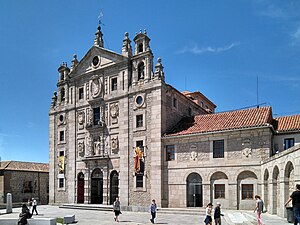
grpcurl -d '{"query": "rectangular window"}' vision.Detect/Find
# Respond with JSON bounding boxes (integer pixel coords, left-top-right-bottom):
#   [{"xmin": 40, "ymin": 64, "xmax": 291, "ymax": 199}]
[
  {"xmin": 214, "ymin": 184, "xmax": 225, "ymax": 199},
  {"xmin": 79, "ymin": 87, "xmax": 84, "ymax": 100},
  {"xmin": 136, "ymin": 114, "xmax": 143, "ymax": 128},
  {"xmin": 59, "ymin": 131, "xmax": 64, "ymax": 142},
  {"xmin": 136, "ymin": 174, "xmax": 143, "ymax": 188},
  {"xmin": 93, "ymin": 107, "xmax": 100, "ymax": 125},
  {"xmin": 242, "ymin": 184, "xmax": 253, "ymax": 200},
  {"xmin": 284, "ymin": 138, "xmax": 295, "ymax": 150},
  {"xmin": 136, "ymin": 140, "xmax": 143, "ymax": 148},
  {"xmin": 213, "ymin": 140, "xmax": 224, "ymax": 158},
  {"xmin": 23, "ymin": 181, "xmax": 33, "ymax": 193},
  {"xmin": 166, "ymin": 145, "xmax": 175, "ymax": 161},
  {"xmin": 173, "ymin": 98, "xmax": 177, "ymax": 108},
  {"xmin": 59, "ymin": 178, "xmax": 64, "ymax": 188},
  {"xmin": 111, "ymin": 78, "xmax": 117, "ymax": 91},
  {"xmin": 59, "ymin": 151, "xmax": 64, "ymax": 157}
]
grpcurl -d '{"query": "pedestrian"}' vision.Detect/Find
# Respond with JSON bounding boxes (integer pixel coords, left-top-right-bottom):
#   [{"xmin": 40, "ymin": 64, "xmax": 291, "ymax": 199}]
[
  {"xmin": 254, "ymin": 195, "xmax": 265, "ymax": 225},
  {"xmin": 285, "ymin": 184, "xmax": 300, "ymax": 225},
  {"xmin": 214, "ymin": 202, "xmax": 224, "ymax": 225},
  {"xmin": 31, "ymin": 198, "xmax": 38, "ymax": 215},
  {"xmin": 204, "ymin": 203, "xmax": 213, "ymax": 225},
  {"xmin": 27, "ymin": 198, "xmax": 32, "ymax": 211},
  {"xmin": 113, "ymin": 197, "xmax": 121, "ymax": 222},
  {"xmin": 150, "ymin": 199, "xmax": 157, "ymax": 224},
  {"xmin": 18, "ymin": 203, "xmax": 31, "ymax": 225}
]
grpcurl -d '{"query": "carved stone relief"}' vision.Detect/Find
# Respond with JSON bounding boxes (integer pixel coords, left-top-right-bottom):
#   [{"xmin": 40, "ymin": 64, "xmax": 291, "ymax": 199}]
[
  {"xmin": 190, "ymin": 151, "xmax": 198, "ymax": 161},
  {"xmin": 111, "ymin": 136, "xmax": 119, "ymax": 150},
  {"xmin": 78, "ymin": 140, "xmax": 85, "ymax": 157},
  {"xmin": 110, "ymin": 102, "xmax": 119, "ymax": 125},
  {"xmin": 90, "ymin": 75, "xmax": 102, "ymax": 98},
  {"xmin": 86, "ymin": 136, "xmax": 94, "ymax": 156},
  {"xmin": 86, "ymin": 108, "xmax": 93, "ymax": 127},
  {"xmin": 242, "ymin": 138, "xmax": 252, "ymax": 158},
  {"xmin": 198, "ymin": 152, "xmax": 210, "ymax": 160},
  {"xmin": 77, "ymin": 110, "xmax": 85, "ymax": 130}
]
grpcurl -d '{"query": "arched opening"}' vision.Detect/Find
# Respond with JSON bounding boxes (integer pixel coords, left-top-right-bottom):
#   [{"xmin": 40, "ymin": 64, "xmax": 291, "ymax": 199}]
[
  {"xmin": 237, "ymin": 171, "xmax": 258, "ymax": 210},
  {"xmin": 138, "ymin": 43, "xmax": 143, "ymax": 53},
  {"xmin": 210, "ymin": 172, "xmax": 228, "ymax": 205},
  {"xmin": 60, "ymin": 88, "xmax": 65, "ymax": 102},
  {"xmin": 138, "ymin": 62, "xmax": 145, "ymax": 80},
  {"xmin": 272, "ymin": 166, "xmax": 279, "ymax": 214},
  {"xmin": 263, "ymin": 169, "xmax": 269, "ymax": 210},
  {"xmin": 110, "ymin": 170, "xmax": 119, "ymax": 204},
  {"xmin": 284, "ymin": 162, "xmax": 294, "ymax": 214},
  {"xmin": 186, "ymin": 173, "xmax": 203, "ymax": 207},
  {"xmin": 77, "ymin": 172, "xmax": 84, "ymax": 203},
  {"xmin": 91, "ymin": 168, "xmax": 103, "ymax": 204}
]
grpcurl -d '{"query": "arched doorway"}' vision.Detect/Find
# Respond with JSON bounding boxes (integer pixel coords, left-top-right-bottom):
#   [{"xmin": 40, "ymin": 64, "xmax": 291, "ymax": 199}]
[
  {"xmin": 91, "ymin": 168, "xmax": 103, "ymax": 204},
  {"xmin": 187, "ymin": 173, "xmax": 203, "ymax": 207},
  {"xmin": 77, "ymin": 172, "xmax": 84, "ymax": 203},
  {"xmin": 284, "ymin": 162, "xmax": 294, "ymax": 216},
  {"xmin": 110, "ymin": 171, "xmax": 119, "ymax": 204}
]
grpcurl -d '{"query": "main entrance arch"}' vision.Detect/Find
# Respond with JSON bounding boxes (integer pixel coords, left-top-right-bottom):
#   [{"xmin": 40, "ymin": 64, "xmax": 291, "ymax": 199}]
[
  {"xmin": 110, "ymin": 170, "xmax": 119, "ymax": 204},
  {"xmin": 187, "ymin": 172, "xmax": 203, "ymax": 207},
  {"xmin": 77, "ymin": 172, "xmax": 84, "ymax": 203},
  {"xmin": 91, "ymin": 168, "xmax": 103, "ymax": 204}
]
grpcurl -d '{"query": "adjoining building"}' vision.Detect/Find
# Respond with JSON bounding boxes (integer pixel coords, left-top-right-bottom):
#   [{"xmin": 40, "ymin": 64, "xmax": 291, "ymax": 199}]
[
  {"xmin": 0, "ymin": 161, "xmax": 49, "ymax": 205},
  {"xmin": 48, "ymin": 24, "xmax": 300, "ymax": 218}
]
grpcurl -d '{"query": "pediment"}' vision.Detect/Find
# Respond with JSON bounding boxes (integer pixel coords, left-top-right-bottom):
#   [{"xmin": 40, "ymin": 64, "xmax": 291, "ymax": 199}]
[{"xmin": 70, "ymin": 46, "xmax": 128, "ymax": 76}]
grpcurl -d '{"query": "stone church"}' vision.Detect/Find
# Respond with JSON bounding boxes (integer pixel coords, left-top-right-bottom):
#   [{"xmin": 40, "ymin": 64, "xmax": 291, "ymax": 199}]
[{"xmin": 49, "ymin": 24, "xmax": 300, "ymax": 217}]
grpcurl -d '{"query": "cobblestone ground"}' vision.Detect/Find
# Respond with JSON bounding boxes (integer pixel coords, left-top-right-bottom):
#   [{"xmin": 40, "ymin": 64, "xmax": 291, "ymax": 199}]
[{"xmin": 0, "ymin": 205, "xmax": 290, "ymax": 225}]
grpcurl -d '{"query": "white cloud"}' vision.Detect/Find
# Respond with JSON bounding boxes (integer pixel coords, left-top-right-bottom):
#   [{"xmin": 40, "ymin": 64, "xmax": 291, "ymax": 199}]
[
  {"xmin": 292, "ymin": 26, "xmax": 300, "ymax": 42},
  {"xmin": 177, "ymin": 43, "xmax": 240, "ymax": 55},
  {"xmin": 259, "ymin": 4, "xmax": 287, "ymax": 19}
]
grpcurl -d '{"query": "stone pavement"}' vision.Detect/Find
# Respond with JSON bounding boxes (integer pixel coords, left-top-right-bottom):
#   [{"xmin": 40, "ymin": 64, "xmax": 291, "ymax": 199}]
[{"xmin": 0, "ymin": 205, "xmax": 291, "ymax": 225}]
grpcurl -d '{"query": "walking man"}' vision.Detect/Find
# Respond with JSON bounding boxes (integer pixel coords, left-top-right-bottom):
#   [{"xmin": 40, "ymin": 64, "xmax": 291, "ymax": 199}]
[
  {"xmin": 31, "ymin": 198, "xmax": 38, "ymax": 215},
  {"xmin": 285, "ymin": 184, "xmax": 300, "ymax": 225},
  {"xmin": 150, "ymin": 199, "xmax": 157, "ymax": 224},
  {"xmin": 214, "ymin": 202, "xmax": 224, "ymax": 225},
  {"xmin": 113, "ymin": 197, "xmax": 121, "ymax": 222}
]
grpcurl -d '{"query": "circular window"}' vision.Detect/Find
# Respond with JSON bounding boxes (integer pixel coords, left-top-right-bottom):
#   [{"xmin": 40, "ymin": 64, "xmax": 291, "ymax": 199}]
[
  {"xmin": 135, "ymin": 95, "xmax": 144, "ymax": 107},
  {"xmin": 59, "ymin": 115, "xmax": 64, "ymax": 122},
  {"xmin": 92, "ymin": 56, "xmax": 100, "ymax": 67}
]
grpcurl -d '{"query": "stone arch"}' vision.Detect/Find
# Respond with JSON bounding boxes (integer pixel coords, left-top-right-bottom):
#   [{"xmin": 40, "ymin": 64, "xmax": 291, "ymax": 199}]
[
  {"xmin": 263, "ymin": 169, "xmax": 269, "ymax": 210},
  {"xmin": 272, "ymin": 166, "xmax": 280, "ymax": 214},
  {"xmin": 210, "ymin": 171, "xmax": 229, "ymax": 207},
  {"xmin": 77, "ymin": 172, "xmax": 84, "ymax": 203},
  {"xmin": 91, "ymin": 168, "xmax": 103, "ymax": 204},
  {"xmin": 186, "ymin": 172, "xmax": 203, "ymax": 207},
  {"xmin": 109, "ymin": 170, "xmax": 119, "ymax": 205},
  {"xmin": 137, "ymin": 62, "xmax": 145, "ymax": 80},
  {"xmin": 284, "ymin": 161, "xmax": 294, "ymax": 212},
  {"xmin": 237, "ymin": 170, "xmax": 258, "ymax": 210}
]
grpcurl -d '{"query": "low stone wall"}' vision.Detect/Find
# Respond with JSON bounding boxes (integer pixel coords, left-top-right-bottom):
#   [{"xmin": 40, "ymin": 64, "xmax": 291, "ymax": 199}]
[{"xmin": 0, "ymin": 217, "xmax": 56, "ymax": 225}]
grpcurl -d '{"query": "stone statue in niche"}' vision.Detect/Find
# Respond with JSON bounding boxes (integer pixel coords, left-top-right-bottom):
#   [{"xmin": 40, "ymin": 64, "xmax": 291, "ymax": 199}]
[
  {"xmin": 78, "ymin": 140, "xmax": 85, "ymax": 157},
  {"xmin": 86, "ymin": 108, "xmax": 93, "ymax": 127},
  {"xmin": 110, "ymin": 103, "xmax": 119, "ymax": 125},
  {"xmin": 94, "ymin": 138, "xmax": 101, "ymax": 155},
  {"xmin": 111, "ymin": 136, "xmax": 119, "ymax": 150}
]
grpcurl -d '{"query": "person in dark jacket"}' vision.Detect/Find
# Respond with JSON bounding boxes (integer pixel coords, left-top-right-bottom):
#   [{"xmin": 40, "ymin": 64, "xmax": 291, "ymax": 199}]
[
  {"xmin": 18, "ymin": 203, "xmax": 31, "ymax": 225},
  {"xmin": 214, "ymin": 202, "xmax": 224, "ymax": 225}
]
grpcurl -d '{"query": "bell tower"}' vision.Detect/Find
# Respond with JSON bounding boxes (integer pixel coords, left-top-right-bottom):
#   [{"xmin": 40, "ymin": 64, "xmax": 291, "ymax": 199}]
[{"xmin": 132, "ymin": 30, "xmax": 153, "ymax": 85}]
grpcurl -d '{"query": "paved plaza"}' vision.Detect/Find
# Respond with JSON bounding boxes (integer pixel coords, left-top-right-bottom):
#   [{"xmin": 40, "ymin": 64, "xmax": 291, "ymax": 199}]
[{"xmin": 0, "ymin": 205, "xmax": 291, "ymax": 225}]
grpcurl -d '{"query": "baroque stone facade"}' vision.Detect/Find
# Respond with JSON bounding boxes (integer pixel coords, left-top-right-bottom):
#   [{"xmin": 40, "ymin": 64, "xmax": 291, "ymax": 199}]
[{"xmin": 49, "ymin": 24, "xmax": 300, "ymax": 218}]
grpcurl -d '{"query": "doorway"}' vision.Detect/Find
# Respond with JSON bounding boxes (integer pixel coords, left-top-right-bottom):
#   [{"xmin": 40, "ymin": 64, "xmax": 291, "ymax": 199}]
[
  {"xmin": 91, "ymin": 169, "xmax": 103, "ymax": 204},
  {"xmin": 187, "ymin": 173, "xmax": 203, "ymax": 207},
  {"xmin": 77, "ymin": 172, "xmax": 84, "ymax": 203},
  {"xmin": 110, "ymin": 171, "xmax": 119, "ymax": 204}
]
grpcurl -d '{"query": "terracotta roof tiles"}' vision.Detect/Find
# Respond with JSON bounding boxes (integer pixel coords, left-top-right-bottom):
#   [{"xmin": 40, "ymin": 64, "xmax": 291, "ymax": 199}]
[
  {"xmin": 275, "ymin": 115, "xmax": 300, "ymax": 132},
  {"xmin": 0, "ymin": 161, "xmax": 49, "ymax": 172}
]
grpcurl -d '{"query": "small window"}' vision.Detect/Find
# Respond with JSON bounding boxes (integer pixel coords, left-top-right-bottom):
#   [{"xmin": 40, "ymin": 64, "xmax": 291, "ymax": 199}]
[
  {"xmin": 213, "ymin": 140, "xmax": 224, "ymax": 158},
  {"xmin": 138, "ymin": 62, "xmax": 145, "ymax": 80},
  {"xmin": 93, "ymin": 107, "xmax": 100, "ymax": 125},
  {"xmin": 138, "ymin": 43, "xmax": 143, "ymax": 53},
  {"xmin": 201, "ymin": 101, "xmax": 204, "ymax": 107},
  {"xmin": 173, "ymin": 98, "xmax": 177, "ymax": 108},
  {"xmin": 284, "ymin": 138, "xmax": 295, "ymax": 150},
  {"xmin": 136, "ymin": 140, "xmax": 143, "ymax": 148},
  {"xmin": 111, "ymin": 78, "xmax": 117, "ymax": 91},
  {"xmin": 61, "ymin": 88, "xmax": 65, "ymax": 102},
  {"xmin": 23, "ymin": 181, "xmax": 33, "ymax": 193},
  {"xmin": 59, "ymin": 131, "xmax": 65, "ymax": 142},
  {"xmin": 214, "ymin": 184, "xmax": 225, "ymax": 199},
  {"xmin": 136, "ymin": 174, "xmax": 143, "ymax": 187},
  {"xmin": 59, "ymin": 178, "xmax": 64, "ymax": 188},
  {"xmin": 79, "ymin": 87, "xmax": 84, "ymax": 100},
  {"xmin": 242, "ymin": 184, "xmax": 253, "ymax": 200},
  {"xmin": 166, "ymin": 145, "xmax": 175, "ymax": 161},
  {"xmin": 136, "ymin": 115, "xmax": 143, "ymax": 128},
  {"xmin": 59, "ymin": 151, "xmax": 64, "ymax": 157}
]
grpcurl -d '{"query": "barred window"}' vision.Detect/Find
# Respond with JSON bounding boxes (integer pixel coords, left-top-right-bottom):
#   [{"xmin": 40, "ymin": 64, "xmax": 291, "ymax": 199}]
[
  {"xmin": 59, "ymin": 178, "xmax": 64, "ymax": 188},
  {"xmin": 166, "ymin": 145, "xmax": 175, "ymax": 161},
  {"xmin": 213, "ymin": 140, "xmax": 224, "ymax": 158},
  {"xmin": 136, "ymin": 115, "xmax": 143, "ymax": 128},
  {"xmin": 214, "ymin": 184, "xmax": 225, "ymax": 199},
  {"xmin": 242, "ymin": 184, "xmax": 253, "ymax": 199}
]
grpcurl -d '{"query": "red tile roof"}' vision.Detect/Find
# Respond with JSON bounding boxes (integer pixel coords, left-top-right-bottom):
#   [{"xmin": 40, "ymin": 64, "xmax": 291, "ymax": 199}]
[
  {"xmin": 0, "ymin": 161, "xmax": 49, "ymax": 172},
  {"xmin": 275, "ymin": 115, "xmax": 300, "ymax": 132},
  {"xmin": 166, "ymin": 107, "xmax": 273, "ymax": 136}
]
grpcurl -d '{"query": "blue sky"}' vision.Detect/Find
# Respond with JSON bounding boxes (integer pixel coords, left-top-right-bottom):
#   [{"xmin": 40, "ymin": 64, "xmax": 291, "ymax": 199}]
[{"xmin": 0, "ymin": 0, "xmax": 300, "ymax": 163}]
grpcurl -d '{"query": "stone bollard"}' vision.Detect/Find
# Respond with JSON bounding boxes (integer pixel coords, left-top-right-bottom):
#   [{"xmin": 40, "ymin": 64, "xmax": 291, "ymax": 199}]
[{"xmin": 6, "ymin": 193, "xmax": 12, "ymax": 213}]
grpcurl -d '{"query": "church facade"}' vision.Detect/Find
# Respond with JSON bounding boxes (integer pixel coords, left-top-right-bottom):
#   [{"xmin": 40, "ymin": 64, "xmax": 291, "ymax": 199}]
[{"xmin": 49, "ymin": 25, "xmax": 300, "ymax": 217}]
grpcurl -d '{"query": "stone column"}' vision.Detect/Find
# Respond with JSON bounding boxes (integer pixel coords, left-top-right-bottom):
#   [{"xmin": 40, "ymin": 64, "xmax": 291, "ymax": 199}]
[
  {"xmin": 202, "ymin": 182, "xmax": 210, "ymax": 206},
  {"xmin": 6, "ymin": 193, "xmax": 12, "ymax": 213},
  {"xmin": 228, "ymin": 182, "xmax": 238, "ymax": 209}
]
